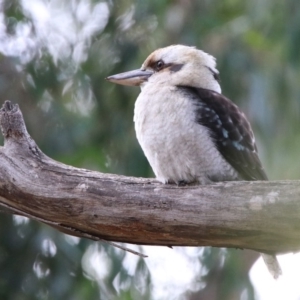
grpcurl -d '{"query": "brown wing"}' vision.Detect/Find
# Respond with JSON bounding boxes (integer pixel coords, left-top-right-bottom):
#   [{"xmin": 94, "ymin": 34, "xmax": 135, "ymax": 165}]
[{"xmin": 178, "ymin": 86, "xmax": 268, "ymax": 181}]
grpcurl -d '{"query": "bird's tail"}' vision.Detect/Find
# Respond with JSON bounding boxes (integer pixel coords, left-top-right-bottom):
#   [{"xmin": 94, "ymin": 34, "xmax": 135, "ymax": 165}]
[{"xmin": 261, "ymin": 253, "xmax": 282, "ymax": 279}]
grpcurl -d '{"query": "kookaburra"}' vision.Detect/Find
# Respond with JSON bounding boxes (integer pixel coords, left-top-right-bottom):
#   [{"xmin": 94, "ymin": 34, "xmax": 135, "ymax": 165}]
[{"xmin": 107, "ymin": 44, "xmax": 281, "ymax": 278}]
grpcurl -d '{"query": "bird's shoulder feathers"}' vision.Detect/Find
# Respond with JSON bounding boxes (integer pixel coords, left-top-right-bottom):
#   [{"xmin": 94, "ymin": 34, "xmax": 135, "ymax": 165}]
[{"xmin": 177, "ymin": 86, "xmax": 268, "ymax": 181}]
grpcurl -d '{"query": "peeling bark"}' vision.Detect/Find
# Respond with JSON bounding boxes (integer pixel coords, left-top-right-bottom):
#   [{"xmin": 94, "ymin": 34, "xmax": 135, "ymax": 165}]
[{"xmin": 0, "ymin": 100, "xmax": 299, "ymax": 255}]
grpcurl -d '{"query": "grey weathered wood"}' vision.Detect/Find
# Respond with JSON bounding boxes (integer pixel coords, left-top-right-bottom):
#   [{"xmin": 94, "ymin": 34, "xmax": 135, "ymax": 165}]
[{"xmin": 0, "ymin": 100, "xmax": 299, "ymax": 255}]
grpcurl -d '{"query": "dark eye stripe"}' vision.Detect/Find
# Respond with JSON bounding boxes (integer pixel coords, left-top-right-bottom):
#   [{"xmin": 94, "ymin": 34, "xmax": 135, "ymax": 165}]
[
  {"xmin": 213, "ymin": 72, "xmax": 220, "ymax": 81},
  {"xmin": 149, "ymin": 61, "xmax": 184, "ymax": 73},
  {"xmin": 169, "ymin": 64, "xmax": 184, "ymax": 72},
  {"xmin": 206, "ymin": 66, "xmax": 220, "ymax": 82}
]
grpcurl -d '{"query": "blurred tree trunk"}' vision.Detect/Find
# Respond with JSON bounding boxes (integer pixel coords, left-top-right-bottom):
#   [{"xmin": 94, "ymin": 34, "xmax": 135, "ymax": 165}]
[{"xmin": 188, "ymin": 249, "xmax": 258, "ymax": 300}]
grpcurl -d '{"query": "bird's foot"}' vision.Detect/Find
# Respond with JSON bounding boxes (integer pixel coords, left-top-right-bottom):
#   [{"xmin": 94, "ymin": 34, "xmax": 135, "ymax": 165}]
[
  {"xmin": 166, "ymin": 179, "xmax": 190, "ymax": 186},
  {"xmin": 177, "ymin": 180, "xmax": 188, "ymax": 186}
]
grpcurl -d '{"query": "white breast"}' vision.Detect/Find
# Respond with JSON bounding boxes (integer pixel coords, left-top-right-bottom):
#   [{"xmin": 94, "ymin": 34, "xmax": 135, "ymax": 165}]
[{"xmin": 134, "ymin": 83, "xmax": 238, "ymax": 184}]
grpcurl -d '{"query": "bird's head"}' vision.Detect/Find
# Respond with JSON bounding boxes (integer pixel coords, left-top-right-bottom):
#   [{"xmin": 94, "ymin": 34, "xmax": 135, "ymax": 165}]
[{"xmin": 106, "ymin": 45, "xmax": 221, "ymax": 93}]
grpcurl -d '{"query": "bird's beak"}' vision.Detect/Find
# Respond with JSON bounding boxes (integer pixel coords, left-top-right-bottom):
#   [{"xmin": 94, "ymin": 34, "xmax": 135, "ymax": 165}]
[{"xmin": 106, "ymin": 69, "xmax": 153, "ymax": 86}]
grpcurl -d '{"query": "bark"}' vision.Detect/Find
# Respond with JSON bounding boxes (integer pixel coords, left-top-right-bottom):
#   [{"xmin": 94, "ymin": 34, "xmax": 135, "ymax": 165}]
[{"xmin": 0, "ymin": 100, "xmax": 299, "ymax": 255}]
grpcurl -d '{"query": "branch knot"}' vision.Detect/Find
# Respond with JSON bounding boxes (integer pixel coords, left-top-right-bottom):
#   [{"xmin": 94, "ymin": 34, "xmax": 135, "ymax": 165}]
[{"xmin": 0, "ymin": 100, "xmax": 29, "ymax": 141}]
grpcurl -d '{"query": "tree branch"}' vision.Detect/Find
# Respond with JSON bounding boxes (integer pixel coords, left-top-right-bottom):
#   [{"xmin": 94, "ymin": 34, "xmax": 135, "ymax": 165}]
[{"xmin": 0, "ymin": 100, "xmax": 299, "ymax": 255}]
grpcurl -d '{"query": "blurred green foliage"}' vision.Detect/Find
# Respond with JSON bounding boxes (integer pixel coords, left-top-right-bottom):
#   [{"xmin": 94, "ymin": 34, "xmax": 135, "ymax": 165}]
[{"xmin": 0, "ymin": 0, "xmax": 299, "ymax": 299}]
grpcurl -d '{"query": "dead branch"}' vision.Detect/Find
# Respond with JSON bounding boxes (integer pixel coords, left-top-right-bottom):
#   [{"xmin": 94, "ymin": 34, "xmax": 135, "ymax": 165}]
[{"xmin": 0, "ymin": 100, "xmax": 299, "ymax": 255}]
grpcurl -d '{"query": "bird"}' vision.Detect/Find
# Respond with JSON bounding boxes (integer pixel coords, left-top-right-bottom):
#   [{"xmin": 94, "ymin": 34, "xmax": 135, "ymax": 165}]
[{"xmin": 106, "ymin": 44, "xmax": 281, "ymax": 278}]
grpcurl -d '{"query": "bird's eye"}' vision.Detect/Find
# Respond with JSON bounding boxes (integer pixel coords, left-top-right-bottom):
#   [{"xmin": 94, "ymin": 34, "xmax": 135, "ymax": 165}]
[{"xmin": 155, "ymin": 60, "xmax": 164, "ymax": 71}]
